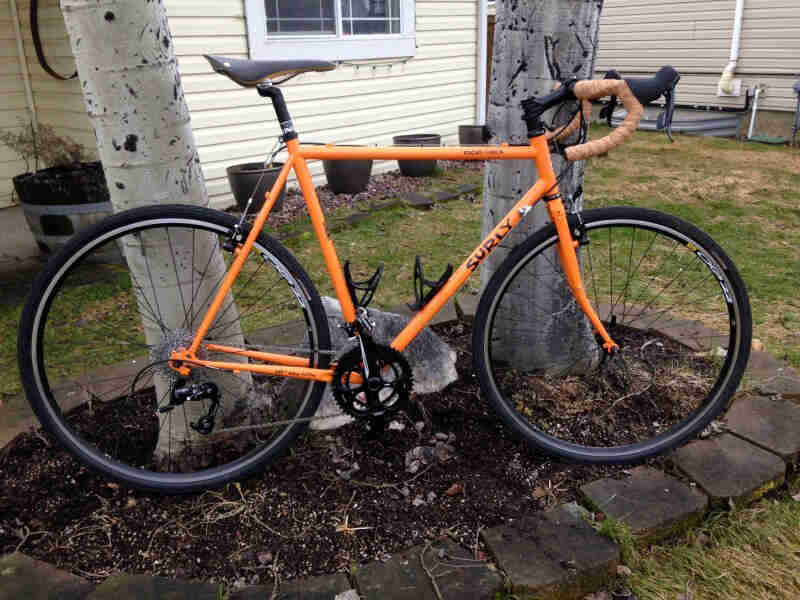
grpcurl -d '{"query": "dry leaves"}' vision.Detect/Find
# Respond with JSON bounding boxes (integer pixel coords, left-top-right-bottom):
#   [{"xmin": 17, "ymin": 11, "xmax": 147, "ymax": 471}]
[{"xmin": 444, "ymin": 483, "xmax": 463, "ymax": 496}]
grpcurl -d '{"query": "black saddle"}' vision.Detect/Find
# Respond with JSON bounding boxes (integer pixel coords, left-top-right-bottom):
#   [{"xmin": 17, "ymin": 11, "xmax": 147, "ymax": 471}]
[{"xmin": 204, "ymin": 55, "xmax": 336, "ymax": 87}]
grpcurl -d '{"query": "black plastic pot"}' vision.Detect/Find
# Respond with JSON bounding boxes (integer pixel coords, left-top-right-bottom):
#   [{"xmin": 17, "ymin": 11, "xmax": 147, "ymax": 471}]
[
  {"xmin": 392, "ymin": 134, "xmax": 441, "ymax": 177},
  {"xmin": 226, "ymin": 162, "xmax": 286, "ymax": 213},
  {"xmin": 321, "ymin": 146, "xmax": 373, "ymax": 195},
  {"xmin": 13, "ymin": 161, "xmax": 113, "ymax": 254},
  {"xmin": 458, "ymin": 125, "xmax": 489, "ymax": 145}
]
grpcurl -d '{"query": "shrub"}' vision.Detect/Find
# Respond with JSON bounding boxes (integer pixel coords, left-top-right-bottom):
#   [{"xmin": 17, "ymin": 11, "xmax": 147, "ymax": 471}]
[{"xmin": 0, "ymin": 120, "xmax": 90, "ymax": 173}]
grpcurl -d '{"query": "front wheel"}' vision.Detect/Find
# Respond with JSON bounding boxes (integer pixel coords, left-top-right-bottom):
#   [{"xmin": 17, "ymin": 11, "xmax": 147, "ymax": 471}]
[
  {"xmin": 18, "ymin": 205, "xmax": 331, "ymax": 493},
  {"xmin": 473, "ymin": 207, "xmax": 751, "ymax": 463}
]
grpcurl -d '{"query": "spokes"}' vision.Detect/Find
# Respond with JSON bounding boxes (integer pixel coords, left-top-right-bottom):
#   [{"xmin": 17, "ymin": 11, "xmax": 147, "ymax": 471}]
[
  {"xmin": 486, "ymin": 215, "xmax": 738, "ymax": 451},
  {"xmin": 40, "ymin": 220, "xmax": 319, "ymax": 475}
]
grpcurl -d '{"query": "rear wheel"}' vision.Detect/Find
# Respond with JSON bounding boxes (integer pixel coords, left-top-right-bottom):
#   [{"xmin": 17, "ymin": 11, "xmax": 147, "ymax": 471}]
[
  {"xmin": 18, "ymin": 205, "xmax": 331, "ymax": 493},
  {"xmin": 473, "ymin": 207, "xmax": 751, "ymax": 463}
]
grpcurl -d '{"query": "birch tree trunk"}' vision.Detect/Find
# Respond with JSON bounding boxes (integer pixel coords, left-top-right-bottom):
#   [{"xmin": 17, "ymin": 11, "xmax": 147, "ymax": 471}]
[
  {"xmin": 481, "ymin": 0, "xmax": 603, "ymax": 371},
  {"xmin": 61, "ymin": 0, "xmax": 249, "ymax": 461}
]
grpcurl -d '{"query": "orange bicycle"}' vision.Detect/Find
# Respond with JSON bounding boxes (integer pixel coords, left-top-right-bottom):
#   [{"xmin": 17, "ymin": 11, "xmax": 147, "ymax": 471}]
[{"xmin": 18, "ymin": 57, "xmax": 751, "ymax": 493}]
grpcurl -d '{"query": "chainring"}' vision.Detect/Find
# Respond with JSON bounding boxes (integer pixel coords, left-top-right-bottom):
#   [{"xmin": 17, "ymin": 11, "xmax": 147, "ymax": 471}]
[{"xmin": 331, "ymin": 344, "xmax": 413, "ymax": 419}]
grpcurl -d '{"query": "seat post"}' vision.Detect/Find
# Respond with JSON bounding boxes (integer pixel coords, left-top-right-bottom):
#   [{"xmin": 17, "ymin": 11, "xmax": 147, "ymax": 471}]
[{"xmin": 257, "ymin": 84, "xmax": 297, "ymax": 141}]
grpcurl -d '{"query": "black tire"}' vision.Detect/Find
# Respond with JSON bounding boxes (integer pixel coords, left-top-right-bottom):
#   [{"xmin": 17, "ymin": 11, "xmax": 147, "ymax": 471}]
[
  {"xmin": 473, "ymin": 207, "xmax": 751, "ymax": 463},
  {"xmin": 18, "ymin": 204, "xmax": 331, "ymax": 493}
]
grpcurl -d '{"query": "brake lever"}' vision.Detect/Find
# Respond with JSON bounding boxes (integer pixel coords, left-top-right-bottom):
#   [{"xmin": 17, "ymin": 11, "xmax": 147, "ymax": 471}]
[
  {"xmin": 657, "ymin": 88, "xmax": 677, "ymax": 142},
  {"xmin": 599, "ymin": 70, "xmax": 622, "ymax": 127},
  {"xmin": 599, "ymin": 96, "xmax": 618, "ymax": 127}
]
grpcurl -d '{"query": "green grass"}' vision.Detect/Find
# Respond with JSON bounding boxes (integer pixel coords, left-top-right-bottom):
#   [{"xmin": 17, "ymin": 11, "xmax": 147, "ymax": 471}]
[
  {"xmin": 626, "ymin": 496, "xmax": 800, "ymax": 600},
  {"xmin": 584, "ymin": 127, "xmax": 800, "ymax": 368},
  {"xmin": 281, "ymin": 196, "xmax": 483, "ymax": 310},
  {"xmin": 2, "ymin": 132, "xmax": 797, "ymax": 403}
]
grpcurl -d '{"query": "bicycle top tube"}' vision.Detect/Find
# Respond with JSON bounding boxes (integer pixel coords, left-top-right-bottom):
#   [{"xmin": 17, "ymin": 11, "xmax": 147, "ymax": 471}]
[{"xmin": 296, "ymin": 143, "xmax": 541, "ymax": 162}]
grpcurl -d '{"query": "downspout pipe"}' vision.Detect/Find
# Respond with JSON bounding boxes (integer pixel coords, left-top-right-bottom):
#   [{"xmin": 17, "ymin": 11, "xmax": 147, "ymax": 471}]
[
  {"xmin": 718, "ymin": 0, "xmax": 745, "ymax": 95},
  {"xmin": 476, "ymin": 0, "xmax": 488, "ymax": 125},
  {"xmin": 9, "ymin": 0, "xmax": 38, "ymax": 132}
]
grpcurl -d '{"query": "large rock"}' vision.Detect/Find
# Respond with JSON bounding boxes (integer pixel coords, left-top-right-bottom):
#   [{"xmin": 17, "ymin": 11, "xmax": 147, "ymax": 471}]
[{"xmin": 311, "ymin": 297, "xmax": 458, "ymax": 430}]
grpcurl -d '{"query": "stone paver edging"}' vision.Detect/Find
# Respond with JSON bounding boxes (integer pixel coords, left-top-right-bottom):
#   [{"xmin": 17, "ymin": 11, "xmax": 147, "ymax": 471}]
[
  {"xmin": 580, "ymin": 467, "xmax": 708, "ymax": 543},
  {"xmin": 3, "ymin": 298, "xmax": 800, "ymax": 599}
]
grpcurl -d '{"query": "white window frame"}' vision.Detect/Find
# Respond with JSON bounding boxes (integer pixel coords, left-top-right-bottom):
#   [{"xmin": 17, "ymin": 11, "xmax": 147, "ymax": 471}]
[{"xmin": 246, "ymin": 0, "xmax": 416, "ymax": 62}]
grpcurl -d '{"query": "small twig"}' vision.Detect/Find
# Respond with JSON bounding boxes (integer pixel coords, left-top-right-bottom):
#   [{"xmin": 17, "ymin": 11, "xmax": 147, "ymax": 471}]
[
  {"xmin": 14, "ymin": 526, "xmax": 49, "ymax": 553},
  {"xmin": 322, "ymin": 463, "xmax": 434, "ymax": 491},
  {"xmin": 605, "ymin": 382, "xmax": 654, "ymax": 413},
  {"xmin": 248, "ymin": 513, "xmax": 287, "ymax": 539},
  {"xmin": 334, "ymin": 491, "xmax": 373, "ymax": 534},
  {"xmin": 420, "ymin": 543, "xmax": 445, "ymax": 600},
  {"xmin": 269, "ymin": 551, "xmax": 281, "ymax": 600}
]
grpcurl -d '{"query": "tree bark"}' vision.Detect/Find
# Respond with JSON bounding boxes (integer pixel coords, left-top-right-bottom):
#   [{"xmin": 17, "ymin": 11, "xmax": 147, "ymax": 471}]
[
  {"xmin": 481, "ymin": 0, "xmax": 603, "ymax": 371},
  {"xmin": 61, "ymin": 0, "xmax": 248, "ymax": 460}
]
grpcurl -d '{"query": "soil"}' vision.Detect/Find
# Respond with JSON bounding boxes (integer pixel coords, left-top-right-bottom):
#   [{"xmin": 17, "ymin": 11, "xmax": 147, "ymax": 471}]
[{"xmin": 0, "ymin": 320, "xmax": 652, "ymax": 589}]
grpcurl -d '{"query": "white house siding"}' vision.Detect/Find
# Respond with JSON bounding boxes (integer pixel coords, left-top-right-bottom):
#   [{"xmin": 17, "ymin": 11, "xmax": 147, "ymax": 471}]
[
  {"xmin": 5, "ymin": 0, "xmax": 478, "ymax": 211},
  {"xmin": 167, "ymin": 0, "xmax": 479, "ymax": 208},
  {"xmin": 597, "ymin": 0, "xmax": 799, "ymax": 113},
  {"xmin": 15, "ymin": 0, "xmax": 96, "ymax": 150},
  {"xmin": 1, "ymin": 0, "xmax": 35, "ymax": 207}
]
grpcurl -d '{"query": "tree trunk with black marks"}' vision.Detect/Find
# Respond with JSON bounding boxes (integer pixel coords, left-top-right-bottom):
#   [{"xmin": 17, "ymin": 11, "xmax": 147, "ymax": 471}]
[
  {"xmin": 61, "ymin": 0, "xmax": 249, "ymax": 461},
  {"xmin": 481, "ymin": 0, "xmax": 603, "ymax": 371}
]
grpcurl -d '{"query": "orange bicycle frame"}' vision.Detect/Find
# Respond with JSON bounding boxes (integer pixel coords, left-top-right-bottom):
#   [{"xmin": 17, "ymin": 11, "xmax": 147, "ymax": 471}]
[{"xmin": 171, "ymin": 134, "xmax": 617, "ymax": 381}]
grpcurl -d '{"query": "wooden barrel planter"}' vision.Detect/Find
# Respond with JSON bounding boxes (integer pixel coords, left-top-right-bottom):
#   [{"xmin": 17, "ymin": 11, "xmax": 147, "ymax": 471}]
[{"xmin": 12, "ymin": 161, "xmax": 114, "ymax": 255}]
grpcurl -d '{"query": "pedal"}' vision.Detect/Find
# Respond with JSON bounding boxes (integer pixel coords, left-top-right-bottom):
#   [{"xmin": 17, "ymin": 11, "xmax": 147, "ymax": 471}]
[
  {"xmin": 344, "ymin": 260, "xmax": 384, "ymax": 309},
  {"xmin": 408, "ymin": 256, "xmax": 453, "ymax": 311}
]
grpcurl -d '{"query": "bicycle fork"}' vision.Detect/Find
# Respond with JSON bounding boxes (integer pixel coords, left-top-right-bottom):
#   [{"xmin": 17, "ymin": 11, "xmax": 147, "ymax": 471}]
[
  {"xmin": 524, "ymin": 133, "xmax": 618, "ymax": 355},
  {"xmin": 545, "ymin": 192, "xmax": 619, "ymax": 354}
]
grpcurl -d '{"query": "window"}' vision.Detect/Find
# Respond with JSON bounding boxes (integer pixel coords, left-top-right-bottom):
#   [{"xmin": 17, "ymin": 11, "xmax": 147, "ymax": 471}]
[{"xmin": 246, "ymin": 0, "xmax": 416, "ymax": 62}]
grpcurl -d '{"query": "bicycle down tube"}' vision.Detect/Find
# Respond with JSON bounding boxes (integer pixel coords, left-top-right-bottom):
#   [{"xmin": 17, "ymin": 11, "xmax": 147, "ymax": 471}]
[{"xmin": 171, "ymin": 135, "xmax": 618, "ymax": 381}]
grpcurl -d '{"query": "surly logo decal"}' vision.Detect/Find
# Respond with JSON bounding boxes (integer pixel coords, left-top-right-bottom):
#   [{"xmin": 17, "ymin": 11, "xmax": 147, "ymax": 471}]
[
  {"xmin": 463, "ymin": 149, "xmax": 503, "ymax": 157},
  {"xmin": 467, "ymin": 218, "xmax": 513, "ymax": 271}
]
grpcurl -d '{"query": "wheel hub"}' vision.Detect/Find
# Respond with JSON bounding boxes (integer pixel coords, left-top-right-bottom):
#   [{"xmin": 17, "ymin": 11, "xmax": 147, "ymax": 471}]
[{"xmin": 150, "ymin": 328, "xmax": 199, "ymax": 379}]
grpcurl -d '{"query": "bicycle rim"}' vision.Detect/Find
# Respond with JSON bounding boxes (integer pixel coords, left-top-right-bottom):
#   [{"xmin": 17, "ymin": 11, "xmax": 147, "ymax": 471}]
[
  {"xmin": 476, "ymin": 207, "xmax": 751, "ymax": 463},
  {"xmin": 19, "ymin": 205, "xmax": 330, "ymax": 492}
]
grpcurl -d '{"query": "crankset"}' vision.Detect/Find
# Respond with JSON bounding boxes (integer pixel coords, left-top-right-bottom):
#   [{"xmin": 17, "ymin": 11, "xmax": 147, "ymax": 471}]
[{"xmin": 331, "ymin": 344, "xmax": 413, "ymax": 420}]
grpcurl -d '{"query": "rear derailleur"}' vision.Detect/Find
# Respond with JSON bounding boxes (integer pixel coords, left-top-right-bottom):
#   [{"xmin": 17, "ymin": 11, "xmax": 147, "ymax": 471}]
[{"xmin": 160, "ymin": 380, "xmax": 220, "ymax": 435}]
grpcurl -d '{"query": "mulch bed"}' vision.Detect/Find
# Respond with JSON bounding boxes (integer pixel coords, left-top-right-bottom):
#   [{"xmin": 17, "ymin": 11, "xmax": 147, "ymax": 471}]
[
  {"xmin": 0, "ymin": 319, "xmax": 641, "ymax": 589},
  {"xmin": 244, "ymin": 160, "xmax": 483, "ymax": 230}
]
